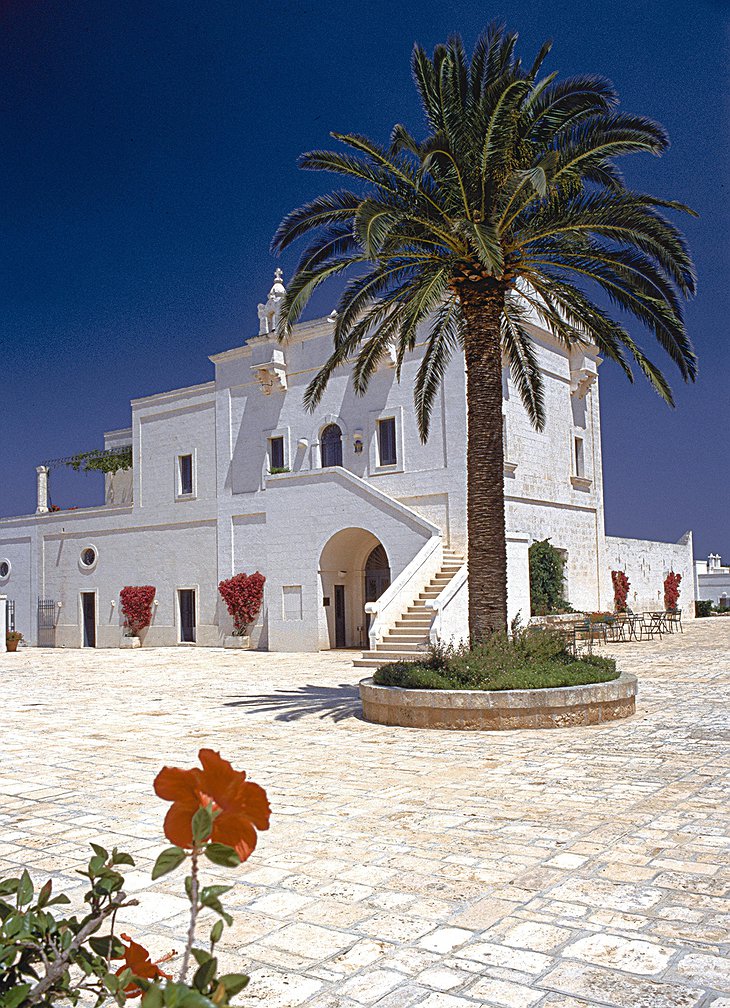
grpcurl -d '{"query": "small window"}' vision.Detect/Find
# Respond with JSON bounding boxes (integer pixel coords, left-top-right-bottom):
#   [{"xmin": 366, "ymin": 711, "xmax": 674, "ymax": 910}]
[
  {"xmin": 178, "ymin": 454, "xmax": 193, "ymax": 496},
  {"xmin": 270, "ymin": 436, "xmax": 285, "ymax": 471},
  {"xmin": 378, "ymin": 418, "xmax": 397, "ymax": 466},
  {"xmin": 80, "ymin": 547, "xmax": 97, "ymax": 568},
  {"xmin": 574, "ymin": 436, "xmax": 585, "ymax": 478},
  {"xmin": 0, "ymin": 560, "xmax": 10, "ymax": 579}
]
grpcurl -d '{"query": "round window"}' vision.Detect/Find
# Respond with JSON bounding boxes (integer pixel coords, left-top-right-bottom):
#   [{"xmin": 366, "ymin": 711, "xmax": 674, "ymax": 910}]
[
  {"xmin": 80, "ymin": 547, "xmax": 97, "ymax": 568},
  {"xmin": 0, "ymin": 560, "xmax": 9, "ymax": 579}
]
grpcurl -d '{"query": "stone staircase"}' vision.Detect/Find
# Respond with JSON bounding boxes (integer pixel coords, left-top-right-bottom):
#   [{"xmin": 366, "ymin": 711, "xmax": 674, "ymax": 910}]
[{"xmin": 353, "ymin": 548, "xmax": 464, "ymax": 670}]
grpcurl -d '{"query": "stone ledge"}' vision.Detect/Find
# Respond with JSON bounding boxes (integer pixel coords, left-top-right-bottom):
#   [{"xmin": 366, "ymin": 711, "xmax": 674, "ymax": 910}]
[{"xmin": 359, "ymin": 671, "xmax": 637, "ymax": 730}]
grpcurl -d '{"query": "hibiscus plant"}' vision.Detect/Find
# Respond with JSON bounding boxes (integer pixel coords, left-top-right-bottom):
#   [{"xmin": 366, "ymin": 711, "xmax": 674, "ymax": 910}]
[{"xmin": 0, "ymin": 750, "xmax": 270, "ymax": 1007}]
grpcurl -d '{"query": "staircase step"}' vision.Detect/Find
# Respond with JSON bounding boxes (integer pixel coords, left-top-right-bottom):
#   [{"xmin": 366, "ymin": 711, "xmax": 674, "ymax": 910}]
[{"xmin": 386, "ymin": 628, "xmax": 430, "ymax": 638}]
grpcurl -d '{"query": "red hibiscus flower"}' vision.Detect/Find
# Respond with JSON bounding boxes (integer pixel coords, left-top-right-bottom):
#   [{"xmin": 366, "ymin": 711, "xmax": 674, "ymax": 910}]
[
  {"xmin": 153, "ymin": 749, "xmax": 270, "ymax": 862},
  {"xmin": 115, "ymin": 933, "xmax": 173, "ymax": 996}
]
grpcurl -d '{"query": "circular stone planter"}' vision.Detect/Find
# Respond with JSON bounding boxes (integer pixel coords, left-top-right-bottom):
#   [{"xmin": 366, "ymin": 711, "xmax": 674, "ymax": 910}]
[{"xmin": 359, "ymin": 671, "xmax": 637, "ymax": 730}]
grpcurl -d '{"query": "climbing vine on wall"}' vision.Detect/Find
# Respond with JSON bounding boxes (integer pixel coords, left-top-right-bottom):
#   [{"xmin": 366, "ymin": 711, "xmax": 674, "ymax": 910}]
[
  {"xmin": 528, "ymin": 539, "xmax": 570, "ymax": 615},
  {"xmin": 64, "ymin": 447, "xmax": 132, "ymax": 474}
]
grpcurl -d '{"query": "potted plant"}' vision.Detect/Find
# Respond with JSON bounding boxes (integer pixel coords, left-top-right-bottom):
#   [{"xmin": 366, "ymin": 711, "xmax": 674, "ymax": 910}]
[
  {"xmin": 119, "ymin": 586, "xmax": 156, "ymax": 647},
  {"xmin": 218, "ymin": 572, "xmax": 265, "ymax": 648},
  {"xmin": 6, "ymin": 631, "xmax": 23, "ymax": 653}
]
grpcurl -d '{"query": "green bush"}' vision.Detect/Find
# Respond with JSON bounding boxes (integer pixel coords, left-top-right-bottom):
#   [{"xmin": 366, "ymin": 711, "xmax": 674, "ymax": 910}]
[
  {"xmin": 528, "ymin": 539, "xmax": 572, "ymax": 615},
  {"xmin": 695, "ymin": 600, "xmax": 713, "ymax": 618},
  {"xmin": 373, "ymin": 629, "xmax": 618, "ymax": 691}
]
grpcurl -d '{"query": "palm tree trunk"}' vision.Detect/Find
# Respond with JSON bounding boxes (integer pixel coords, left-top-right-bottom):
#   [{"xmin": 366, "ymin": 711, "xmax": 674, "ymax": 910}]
[{"xmin": 460, "ymin": 290, "xmax": 508, "ymax": 639}]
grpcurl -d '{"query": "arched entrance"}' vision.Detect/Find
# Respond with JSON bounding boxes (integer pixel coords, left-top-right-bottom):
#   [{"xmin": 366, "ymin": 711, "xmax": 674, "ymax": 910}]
[
  {"xmin": 321, "ymin": 423, "xmax": 343, "ymax": 467},
  {"xmin": 364, "ymin": 545, "xmax": 391, "ymax": 637},
  {"xmin": 319, "ymin": 529, "xmax": 389, "ymax": 649}
]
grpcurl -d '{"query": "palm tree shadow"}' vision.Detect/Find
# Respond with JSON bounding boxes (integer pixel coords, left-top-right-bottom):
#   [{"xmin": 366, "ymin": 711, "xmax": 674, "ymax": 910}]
[{"xmin": 223, "ymin": 683, "xmax": 363, "ymax": 722}]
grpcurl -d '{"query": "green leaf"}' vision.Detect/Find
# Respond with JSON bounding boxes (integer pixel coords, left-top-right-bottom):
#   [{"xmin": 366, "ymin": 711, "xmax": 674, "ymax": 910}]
[
  {"xmin": 210, "ymin": 919, "xmax": 224, "ymax": 945},
  {"xmin": 0, "ymin": 879, "xmax": 19, "ymax": 897},
  {"xmin": 46, "ymin": 893, "xmax": 71, "ymax": 907},
  {"xmin": 191, "ymin": 948, "xmax": 213, "ymax": 967},
  {"xmin": 193, "ymin": 956, "xmax": 217, "ymax": 991},
  {"xmin": 200, "ymin": 885, "xmax": 231, "ymax": 901},
  {"xmin": 36, "ymin": 879, "xmax": 53, "ymax": 908},
  {"xmin": 16, "ymin": 871, "xmax": 33, "ymax": 907},
  {"xmin": 141, "ymin": 986, "xmax": 164, "ymax": 1008},
  {"xmin": 112, "ymin": 851, "xmax": 135, "ymax": 868},
  {"xmin": 90, "ymin": 843, "xmax": 109, "ymax": 860},
  {"xmin": 152, "ymin": 847, "xmax": 187, "ymax": 881},
  {"xmin": 204, "ymin": 845, "xmax": 241, "ymax": 869},
  {"xmin": 219, "ymin": 973, "xmax": 250, "ymax": 996},
  {"xmin": 89, "ymin": 934, "xmax": 125, "ymax": 958},
  {"xmin": 192, "ymin": 805, "xmax": 214, "ymax": 845},
  {"xmin": 0, "ymin": 984, "xmax": 32, "ymax": 1008}
]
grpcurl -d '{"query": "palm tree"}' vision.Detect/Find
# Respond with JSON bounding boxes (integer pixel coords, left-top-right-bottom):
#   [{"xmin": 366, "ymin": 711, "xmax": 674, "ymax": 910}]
[{"xmin": 272, "ymin": 24, "xmax": 697, "ymax": 640}]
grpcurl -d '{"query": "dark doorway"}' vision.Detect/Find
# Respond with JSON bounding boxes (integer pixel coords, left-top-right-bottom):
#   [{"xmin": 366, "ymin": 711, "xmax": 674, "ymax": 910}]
[
  {"xmin": 364, "ymin": 544, "xmax": 391, "ymax": 636},
  {"xmin": 321, "ymin": 424, "xmax": 343, "ymax": 467},
  {"xmin": 179, "ymin": 589, "xmax": 196, "ymax": 643},
  {"xmin": 81, "ymin": 592, "xmax": 96, "ymax": 648},
  {"xmin": 334, "ymin": 584, "xmax": 346, "ymax": 648}
]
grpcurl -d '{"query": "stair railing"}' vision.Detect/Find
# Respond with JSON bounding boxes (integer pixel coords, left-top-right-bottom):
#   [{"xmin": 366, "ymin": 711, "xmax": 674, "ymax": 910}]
[
  {"xmin": 366, "ymin": 535, "xmax": 443, "ymax": 650},
  {"xmin": 428, "ymin": 563, "xmax": 468, "ymax": 646}
]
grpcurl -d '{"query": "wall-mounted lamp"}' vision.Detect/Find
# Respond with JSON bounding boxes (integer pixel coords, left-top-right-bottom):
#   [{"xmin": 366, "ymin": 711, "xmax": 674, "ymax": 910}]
[
  {"xmin": 111, "ymin": 600, "xmax": 116, "ymax": 608},
  {"xmin": 153, "ymin": 599, "xmax": 159, "ymax": 606},
  {"xmin": 298, "ymin": 437, "xmax": 309, "ymax": 450},
  {"xmin": 338, "ymin": 569, "xmax": 347, "ymax": 578},
  {"xmin": 57, "ymin": 601, "xmax": 63, "ymax": 609},
  {"xmin": 353, "ymin": 430, "xmax": 364, "ymax": 454}
]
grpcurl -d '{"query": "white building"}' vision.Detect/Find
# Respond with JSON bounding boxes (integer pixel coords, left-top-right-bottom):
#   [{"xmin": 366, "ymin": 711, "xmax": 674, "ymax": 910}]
[
  {"xmin": 695, "ymin": 554, "xmax": 730, "ymax": 609},
  {"xmin": 0, "ymin": 272, "xmax": 696, "ymax": 656}
]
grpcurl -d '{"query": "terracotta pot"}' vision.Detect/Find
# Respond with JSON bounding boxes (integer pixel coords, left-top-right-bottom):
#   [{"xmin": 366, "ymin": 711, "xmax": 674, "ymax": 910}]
[{"xmin": 6, "ymin": 640, "xmax": 19, "ymax": 653}]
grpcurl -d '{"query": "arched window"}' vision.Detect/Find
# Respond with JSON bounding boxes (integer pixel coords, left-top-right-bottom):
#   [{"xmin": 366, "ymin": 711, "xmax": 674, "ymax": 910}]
[{"xmin": 321, "ymin": 424, "xmax": 343, "ymax": 468}]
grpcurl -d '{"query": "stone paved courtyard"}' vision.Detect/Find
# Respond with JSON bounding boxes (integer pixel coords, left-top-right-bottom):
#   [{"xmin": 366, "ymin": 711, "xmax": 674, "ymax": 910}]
[{"xmin": 1, "ymin": 619, "xmax": 729, "ymax": 1007}]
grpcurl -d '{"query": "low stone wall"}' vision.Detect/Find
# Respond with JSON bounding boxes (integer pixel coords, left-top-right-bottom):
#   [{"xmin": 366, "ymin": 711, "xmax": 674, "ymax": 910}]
[{"xmin": 359, "ymin": 672, "xmax": 637, "ymax": 730}]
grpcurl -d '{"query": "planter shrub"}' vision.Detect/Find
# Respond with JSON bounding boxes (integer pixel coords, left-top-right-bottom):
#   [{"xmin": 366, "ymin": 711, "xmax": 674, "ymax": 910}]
[
  {"xmin": 373, "ymin": 629, "xmax": 618, "ymax": 692},
  {"xmin": 664, "ymin": 571, "xmax": 682, "ymax": 611},
  {"xmin": 119, "ymin": 586, "xmax": 156, "ymax": 637},
  {"xmin": 218, "ymin": 572, "xmax": 265, "ymax": 636},
  {"xmin": 611, "ymin": 570, "xmax": 630, "ymax": 612}
]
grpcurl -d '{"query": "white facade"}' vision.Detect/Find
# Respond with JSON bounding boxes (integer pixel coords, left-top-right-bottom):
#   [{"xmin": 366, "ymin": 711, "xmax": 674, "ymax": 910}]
[
  {"xmin": 695, "ymin": 554, "xmax": 730, "ymax": 608},
  {"xmin": 0, "ymin": 274, "xmax": 695, "ymax": 651}
]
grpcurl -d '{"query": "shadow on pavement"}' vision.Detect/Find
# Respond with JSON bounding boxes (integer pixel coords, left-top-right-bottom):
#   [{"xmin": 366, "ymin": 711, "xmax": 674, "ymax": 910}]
[{"xmin": 223, "ymin": 683, "xmax": 363, "ymax": 722}]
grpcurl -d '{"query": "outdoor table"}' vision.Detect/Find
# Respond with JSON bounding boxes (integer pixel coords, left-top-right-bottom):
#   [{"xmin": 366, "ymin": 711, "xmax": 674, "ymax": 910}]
[{"xmin": 641, "ymin": 612, "xmax": 666, "ymax": 638}]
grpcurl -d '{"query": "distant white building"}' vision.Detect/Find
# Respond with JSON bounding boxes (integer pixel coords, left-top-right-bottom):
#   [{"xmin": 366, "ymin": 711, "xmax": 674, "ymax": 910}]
[
  {"xmin": 0, "ymin": 272, "xmax": 696, "ymax": 656},
  {"xmin": 695, "ymin": 554, "xmax": 730, "ymax": 609}
]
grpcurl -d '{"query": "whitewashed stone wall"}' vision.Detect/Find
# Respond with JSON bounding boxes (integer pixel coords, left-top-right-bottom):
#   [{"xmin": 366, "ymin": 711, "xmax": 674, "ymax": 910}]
[{"xmin": 605, "ymin": 532, "xmax": 695, "ymax": 615}]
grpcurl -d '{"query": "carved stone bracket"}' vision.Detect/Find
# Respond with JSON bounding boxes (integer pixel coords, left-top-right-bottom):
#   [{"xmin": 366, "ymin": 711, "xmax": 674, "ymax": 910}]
[
  {"xmin": 570, "ymin": 367, "xmax": 597, "ymax": 399},
  {"xmin": 251, "ymin": 349, "xmax": 287, "ymax": 395}
]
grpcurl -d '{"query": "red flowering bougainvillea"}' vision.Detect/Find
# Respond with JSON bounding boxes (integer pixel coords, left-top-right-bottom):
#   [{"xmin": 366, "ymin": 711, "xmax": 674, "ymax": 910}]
[
  {"xmin": 611, "ymin": 570, "xmax": 630, "ymax": 612},
  {"xmin": 119, "ymin": 585, "xmax": 156, "ymax": 636},
  {"xmin": 218, "ymin": 571, "xmax": 265, "ymax": 635},
  {"xmin": 664, "ymin": 571, "xmax": 682, "ymax": 611}
]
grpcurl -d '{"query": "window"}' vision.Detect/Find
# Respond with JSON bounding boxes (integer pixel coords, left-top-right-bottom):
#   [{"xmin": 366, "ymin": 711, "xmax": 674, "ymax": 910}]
[
  {"xmin": 80, "ymin": 547, "xmax": 97, "ymax": 568},
  {"xmin": 378, "ymin": 417, "xmax": 397, "ymax": 466},
  {"xmin": 0, "ymin": 560, "xmax": 9, "ymax": 579},
  {"xmin": 574, "ymin": 436, "xmax": 585, "ymax": 478},
  {"xmin": 321, "ymin": 424, "xmax": 343, "ymax": 467},
  {"xmin": 269, "ymin": 436, "xmax": 285, "ymax": 471},
  {"xmin": 178, "ymin": 454, "xmax": 193, "ymax": 496}
]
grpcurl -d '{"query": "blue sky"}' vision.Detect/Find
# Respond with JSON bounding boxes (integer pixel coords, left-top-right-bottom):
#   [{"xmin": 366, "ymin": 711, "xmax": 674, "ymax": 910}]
[{"xmin": 1, "ymin": 0, "xmax": 728, "ymax": 560}]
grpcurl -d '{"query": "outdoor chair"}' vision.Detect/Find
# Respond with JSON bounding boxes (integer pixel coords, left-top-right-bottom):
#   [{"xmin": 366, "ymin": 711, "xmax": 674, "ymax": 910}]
[{"xmin": 666, "ymin": 609, "xmax": 683, "ymax": 633}]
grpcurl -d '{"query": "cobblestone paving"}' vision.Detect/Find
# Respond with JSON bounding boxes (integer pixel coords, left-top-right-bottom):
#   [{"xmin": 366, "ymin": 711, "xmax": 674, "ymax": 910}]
[{"xmin": 1, "ymin": 619, "xmax": 728, "ymax": 1007}]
